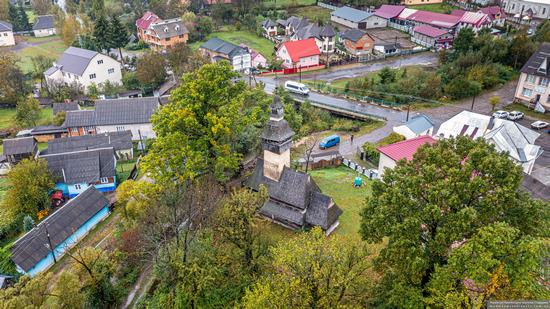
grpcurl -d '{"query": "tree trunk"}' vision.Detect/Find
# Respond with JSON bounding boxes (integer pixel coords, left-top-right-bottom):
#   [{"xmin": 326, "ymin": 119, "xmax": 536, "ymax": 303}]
[{"xmin": 119, "ymin": 47, "xmax": 125, "ymax": 66}]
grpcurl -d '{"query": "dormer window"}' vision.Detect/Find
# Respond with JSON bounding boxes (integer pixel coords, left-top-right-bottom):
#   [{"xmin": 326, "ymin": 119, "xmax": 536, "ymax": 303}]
[
  {"xmin": 175, "ymin": 25, "xmax": 180, "ymax": 31},
  {"xmin": 164, "ymin": 27, "xmax": 168, "ymax": 32},
  {"xmin": 538, "ymin": 58, "xmax": 547, "ymax": 75}
]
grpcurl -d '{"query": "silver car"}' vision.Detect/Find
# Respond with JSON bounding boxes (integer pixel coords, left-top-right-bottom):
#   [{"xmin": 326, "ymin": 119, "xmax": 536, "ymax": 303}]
[
  {"xmin": 492, "ymin": 110, "xmax": 509, "ymax": 119},
  {"xmin": 507, "ymin": 111, "xmax": 524, "ymax": 120}
]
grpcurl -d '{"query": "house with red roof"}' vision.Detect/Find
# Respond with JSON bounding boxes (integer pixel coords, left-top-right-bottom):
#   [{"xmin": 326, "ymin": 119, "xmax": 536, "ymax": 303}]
[
  {"xmin": 478, "ymin": 6, "xmax": 506, "ymax": 26},
  {"xmin": 412, "ymin": 25, "xmax": 454, "ymax": 50},
  {"xmin": 377, "ymin": 135, "xmax": 437, "ymax": 176},
  {"xmin": 136, "ymin": 11, "xmax": 160, "ymax": 40},
  {"xmin": 405, "ymin": 10, "xmax": 461, "ymax": 30},
  {"xmin": 276, "ymin": 38, "xmax": 321, "ymax": 69},
  {"xmin": 135, "ymin": 12, "xmax": 189, "ymax": 51},
  {"xmin": 457, "ymin": 11, "xmax": 491, "ymax": 33}
]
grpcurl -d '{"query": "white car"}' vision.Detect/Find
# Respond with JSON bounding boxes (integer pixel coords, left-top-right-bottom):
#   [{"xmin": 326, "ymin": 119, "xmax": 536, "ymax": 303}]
[
  {"xmin": 492, "ymin": 110, "xmax": 509, "ymax": 119},
  {"xmin": 531, "ymin": 121, "xmax": 549, "ymax": 129},
  {"xmin": 507, "ymin": 111, "xmax": 524, "ymax": 120}
]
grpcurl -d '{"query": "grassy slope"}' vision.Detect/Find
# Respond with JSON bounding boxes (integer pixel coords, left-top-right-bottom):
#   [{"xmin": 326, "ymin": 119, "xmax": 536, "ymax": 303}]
[
  {"xmin": 293, "ymin": 6, "xmax": 332, "ymax": 24},
  {"xmin": 310, "ymin": 166, "xmax": 370, "ymax": 239},
  {"xmin": 191, "ymin": 30, "xmax": 276, "ymax": 59},
  {"xmin": 0, "ymin": 177, "xmax": 10, "ymax": 201},
  {"xmin": 0, "ymin": 108, "xmax": 54, "ymax": 130},
  {"xmin": 262, "ymin": 0, "xmax": 316, "ymax": 9},
  {"xmin": 408, "ymin": 3, "xmax": 459, "ymax": 14},
  {"xmin": 17, "ymin": 36, "xmax": 66, "ymax": 73}
]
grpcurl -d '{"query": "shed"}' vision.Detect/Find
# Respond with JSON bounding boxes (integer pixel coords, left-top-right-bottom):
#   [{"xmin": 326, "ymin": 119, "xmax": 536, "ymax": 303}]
[
  {"xmin": 331, "ymin": 6, "xmax": 387, "ymax": 29},
  {"xmin": 11, "ymin": 187, "xmax": 110, "ymax": 277},
  {"xmin": 2, "ymin": 137, "xmax": 38, "ymax": 164},
  {"xmin": 393, "ymin": 114, "xmax": 434, "ymax": 139}
]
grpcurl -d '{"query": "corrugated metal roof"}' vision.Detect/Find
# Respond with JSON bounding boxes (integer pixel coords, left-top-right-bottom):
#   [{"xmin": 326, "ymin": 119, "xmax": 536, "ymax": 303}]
[
  {"xmin": 32, "ymin": 15, "xmax": 55, "ymax": 30},
  {"xmin": 377, "ymin": 135, "xmax": 436, "ymax": 162},
  {"xmin": 459, "ymin": 12, "xmax": 489, "ymax": 25},
  {"xmin": 406, "ymin": 10, "xmax": 460, "ymax": 28},
  {"xmin": 414, "ymin": 25, "xmax": 448, "ymax": 38},
  {"xmin": 405, "ymin": 114, "xmax": 434, "ymax": 135},
  {"xmin": 331, "ymin": 6, "xmax": 373, "ymax": 23},
  {"xmin": 47, "ymin": 131, "xmax": 133, "ymax": 154},
  {"xmin": 2, "ymin": 137, "xmax": 37, "ymax": 156},
  {"xmin": 374, "ymin": 5, "xmax": 405, "ymax": 19}
]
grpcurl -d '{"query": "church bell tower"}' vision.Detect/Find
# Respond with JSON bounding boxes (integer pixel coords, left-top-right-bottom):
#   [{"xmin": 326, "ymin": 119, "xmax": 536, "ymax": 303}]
[{"xmin": 261, "ymin": 95, "xmax": 295, "ymax": 181}]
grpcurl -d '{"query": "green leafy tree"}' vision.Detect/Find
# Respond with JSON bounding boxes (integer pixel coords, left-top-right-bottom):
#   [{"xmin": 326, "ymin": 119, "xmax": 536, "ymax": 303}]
[
  {"xmin": 166, "ymin": 43, "xmax": 209, "ymax": 77},
  {"xmin": 426, "ymin": 222, "xmax": 549, "ymax": 308},
  {"xmin": 214, "ymin": 187, "xmax": 268, "ymax": 271},
  {"xmin": 16, "ymin": 4, "xmax": 30, "ymax": 31},
  {"xmin": 15, "ymin": 97, "xmax": 41, "ymax": 128},
  {"xmin": 31, "ymin": 0, "xmax": 52, "ymax": 15},
  {"xmin": 22, "ymin": 215, "xmax": 34, "ymax": 231},
  {"xmin": 135, "ymin": 52, "xmax": 167, "ymax": 89},
  {"xmin": 534, "ymin": 20, "xmax": 550, "ymax": 43},
  {"xmin": 242, "ymin": 228, "xmax": 372, "ymax": 308},
  {"xmin": 0, "ymin": 53, "xmax": 26, "ymax": 105},
  {"xmin": 0, "ymin": 273, "xmax": 52, "ymax": 307},
  {"xmin": 489, "ymin": 95, "xmax": 500, "ymax": 111},
  {"xmin": 53, "ymin": 111, "xmax": 66, "ymax": 126},
  {"xmin": 7, "ymin": 4, "xmax": 18, "ymax": 29},
  {"xmin": 378, "ymin": 66, "xmax": 396, "ymax": 84},
  {"xmin": 100, "ymin": 80, "xmax": 122, "ymax": 98},
  {"xmin": 30, "ymin": 55, "xmax": 54, "ymax": 89},
  {"xmin": 2, "ymin": 158, "xmax": 54, "ymax": 220},
  {"xmin": 360, "ymin": 137, "xmax": 550, "ymax": 307},
  {"xmin": 507, "ymin": 34, "xmax": 536, "ymax": 69},
  {"xmin": 453, "ymin": 28, "xmax": 476, "ymax": 55},
  {"xmin": 93, "ymin": 14, "xmax": 111, "ymax": 52},
  {"xmin": 0, "ymin": 0, "xmax": 10, "ymax": 21},
  {"xmin": 108, "ymin": 16, "xmax": 128, "ymax": 65},
  {"xmin": 142, "ymin": 62, "xmax": 269, "ymax": 183}
]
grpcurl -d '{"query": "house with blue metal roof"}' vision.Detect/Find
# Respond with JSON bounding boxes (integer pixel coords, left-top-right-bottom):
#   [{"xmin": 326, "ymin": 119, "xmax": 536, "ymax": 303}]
[
  {"xmin": 330, "ymin": 6, "xmax": 387, "ymax": 29},
  {"xmin": 393, "ymin": 114, "xmax": 434, "ymax": 139}
]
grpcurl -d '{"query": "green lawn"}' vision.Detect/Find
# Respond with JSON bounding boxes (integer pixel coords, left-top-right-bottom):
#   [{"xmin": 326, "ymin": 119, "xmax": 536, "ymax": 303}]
[
  {"xmin": 0, "ymin": 177, "xmax": 10, "ymax": 201},
  {"xmin": 117, "ymin": 159, "xmax": 138, "ymax": 183},
  {"xmin": 0, "ymin": 107, "xmax": 54, "ymax": 130},
  {"xmin": 310, "ymin": 166, "xmax": 371, "ymax": 239},
  {"xmin": 294, "ymin": 6, "xmax": 331, "ymax": 24},
  {"xmin": 262, "ymin": 0, "xmax": 315, "ymax": 8},
  {"xmin": 504, "ymin": 103, "xmax": 550, "ymax": 122},
  {"xmin": 17, "ymin": 36, "xmax": 66, "ymax": 73},
  {"xmin": 408, "ymin": 3, "xmax": 459, "ymax": 14},
  {"xmin": 191, "ymin": 30, "xmax": 276, "ymax": 59}
]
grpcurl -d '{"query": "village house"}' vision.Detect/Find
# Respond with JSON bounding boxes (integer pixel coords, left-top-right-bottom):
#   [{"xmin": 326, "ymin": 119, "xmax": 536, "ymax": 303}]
[
  {"xmin": 340, "ymin": 28, "xmax": 375, "ymax": 55},
  {"xmin": 2, "ymin": 137, "xmax": 38, "ymax": 165},
  {"xmin": 374, "ymin": 4, "xmax": 406, "ymax": 26},
  {"xmin": 436, "ymin": 111, "xmax": 543, "ymax": 174},
  {"xmin": 44, "ymin": 47, "xmax": 122, "ymax": 94},
  {"xmin": 262, "ymin": 19, "xmax": 277, "ymax": 37},
  {"xmin": 245, "ymin": 96, "xmax": 343, "ymax": 235},
  {"xmin": 136, "ymin": 12, "xmax": 189, "ymax": 51},
  {"xmin": 374, "ymin": 42, "xmax": 402, "ymax": 55},
  {"xmin": 280, "ymin": 16, "xmax": 309, "ymax": 36},
  {"xmin": 456, "ymin": 11, "xmax": 492, "ymax": 33},
  {"xmin": 514, "ymin": 43, "xmax": 550, "ymax": 111},
  {"xmin": 63, "ymin": 97, "xmax": 159, "ymax": 141},
  {"xmin": 412, "ymin": 25, "xmax": 454, "ymax": 50},
  {"xmin": 331, "ymin": 6, "xmax": 387, "ymax": 29},
  {"xmin": 29, "ymin": 125, "xmax": 68, "ymax": 143},
  {"xmin": 393, "ymin": 114, "xmax": 434, "ymax": 140},
  {"xmin": 39, "ymin": 147, "xmax": 117, "ymax": 197},
  {"xmin": 32, "ymin": 15, "xmax": 56, "ymax": 37},
  {"xmin": 52, "ymin": 102, "xmax": 80, "ymax": 115},
  {"xmin": 479, "ymin": 6, "xmax": 507, "ymax": 27},
  {"xmin": 502, "ymin": 0, "xmax": 550, "ymax": 21},
  {"xmin": 377, "ymin": 135, "xmax": 437, "ymax": 177},
  {"xmin": 276, "ymin": 38, "xmax": 321, "ymax": 69},
  {"xmin": 44, "ymin": 131, "xmax": 134, "ymax": 160},
  {"xmin": 0, "ymin": 20, "xmax": 15, "ymax": 47},
  {"xmin": 200, "ymin": 38, "xmax": 251, "ymax": 72},
  {"xmin": 11, "ymin": 187, "xmax": 111, "ymax": 276},
  {"xmin": 292, "ymin": 23, "xmax": 336, "ymax": 54}
]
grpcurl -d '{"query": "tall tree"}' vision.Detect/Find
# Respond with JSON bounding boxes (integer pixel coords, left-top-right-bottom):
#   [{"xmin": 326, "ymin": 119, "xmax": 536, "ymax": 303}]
[
  {"xmin": 2, "ymin": 158, "xmax": 54, "ymax": 221},
  {"xmin": 61, "ymin": 14, "xmax": 80, "ymax": 46},
  {"xmin": 0, "ymin": 0, "xmax": 9, "ymax": 21},
  {"xmin": 7, "ymin": 4, "xmax": 18, "ymax": 29},
  {"xmin": 93, "ymin": 14, "xmax": 111, "ymax": 52},
  {"xmin": 360, "ymin": 137, "xmax": 550, "ymax": 307},
  {"xmin": 142, "ymin": 61, "xmax": 269, "ymax": 183},
  {"xmin": 242, "ymin": 228, "xmax": 372, "ymax": 308},
  {"xmin": 0, "ymin": 52, "xmax": 26, "ymax": 106},
  {"xmin": 214, "ymin": 187, "xmax": 268, "ymax": 272},
  {"xmin": 16, "ymin": 3, "xmax": 31, "ymax": 31},
  {"xmin": 108, "ymin": 16, "xmax": 127, "ymax": 65},
  {"xmin": 30, "ymin": 55, "xmax": 54, "ymax": 89},
  {"xmin": 453, "ymin": 27, "xmax": 476, "ymax": 55},
  {"xmin": 508, "ymin": 34, "xmax": 537, "ymax": 69},
  {"xmin": 15, "ymin": 96, "xmax": 41, "ymax": 128},
  {"xmin": 166, "ymin": 43, "xmax": 209, "ymax": 77},
  {"xmin": 135, "ymin": 52, "xmax": 167, "ymax": 89}
]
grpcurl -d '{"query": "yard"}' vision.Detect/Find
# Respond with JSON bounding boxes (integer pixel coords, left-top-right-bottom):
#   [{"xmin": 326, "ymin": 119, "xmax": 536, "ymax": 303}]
[
  {"xmin": 262, "ymin": 0, "xmax": 316, "ymax": 9},
  {"xmin": 15, "ymin": 35, "xmax": 67, "ymax": 73},
  {"xmin": 407, "ymin": 3, "xmax": 459, "ymax": 14},
  {"xmin": 0, "ymin": 177, "xmax": 10, "ymax": 202},
  {"xmin": 293, "ymin": 6, "xmax": 332, "ymax": 24},
  {"xmin": 0, "ymin": 107, "xmax": 54, "ymax": 131},
  {"xmin": 190, "ymin": 29, "xmax": 276, "ymax": 59},
  {"xmin": 116, "ymin": 159, "xmax": 138, "ymax": 183}
]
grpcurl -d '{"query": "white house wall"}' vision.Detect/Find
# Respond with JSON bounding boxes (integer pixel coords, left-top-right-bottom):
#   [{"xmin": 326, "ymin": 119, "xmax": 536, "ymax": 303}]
[
  {"xmin": 378, "ymin": 153, "xmax": 397, "ymax": 177},
  {"xmin": 96, "ymin": 124, "xmax": 156, "ymax": 141},
  {"xmin": 0, "ymin": 30, "xmax": 15, "ymax": 46},
  {"xmin": 33, "ymin": 28, "xmax": 56, "ymax": 37},
  {"xmin": 331, "ymin": 15, "xmax": 360, "ymax": 29},
  {"xmin": 393, "ymin": 126, "xmax": 416, "ymax": 140}
]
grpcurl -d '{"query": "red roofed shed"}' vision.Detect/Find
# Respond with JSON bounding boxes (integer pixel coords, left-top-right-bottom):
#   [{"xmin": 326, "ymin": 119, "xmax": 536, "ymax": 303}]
[{"xmin": 377, "ymin": 135, "xmax": 436, "ymax": 176}]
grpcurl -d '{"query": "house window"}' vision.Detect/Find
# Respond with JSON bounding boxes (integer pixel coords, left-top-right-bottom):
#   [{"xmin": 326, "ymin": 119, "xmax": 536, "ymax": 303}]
[
  {"xmin": 75, "ymin": 184, "xmax": 81, "ymax": 190},
  {"xmin": 3, "ymin": 33, "xmax": 7, "ymax": 36},
  {"xmin": 544, "ymin": 8, "xmax": 546, "ymax": 15},
  {"xmin": 116, "ymin": 126, "xmax": 125, "ymax": 131},
  {"xmin": 522, "ymin": 87, "xmax": 533, "ymax": 97},
  {"xmin": 108, "ymin": 68, "xmax": 115, "ymax": 74},
  {"xmin": 97, "ymin": 59, "xmax": 103, "ymax": 64},
  {"xmin": 539, "ymin": 77, "xmax": 549, "ymax": 87},
  {"xmin": 71, "ymin": 127, "xmax": 78, "ymax": 133},
  {"xmin": 179, "ymin": 34, "xmax": 184, "ymax": 38},
  {"xmin": 100, "ymin": 177, "xmax": 109, "ymax": 184},
  {"xmin": 526, "ymin": 74, "xmax": 536, "ymax": 83},
  {"xmin": 89, "ymin": 73, "xmax": 96, "ymax": 79}
]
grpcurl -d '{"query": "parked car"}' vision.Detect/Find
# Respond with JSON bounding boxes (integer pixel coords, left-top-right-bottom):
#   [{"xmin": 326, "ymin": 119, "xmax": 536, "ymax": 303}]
[
  {"xmin": 319, "ymin": 135, "xmax": 340, "ymax": 149},
  {"xmin": 507, "ymin": 111, "xmax": 524, "ymax": 120},
  {"xmin": 492, "ymin": 110, "xmax": 509, "ymax": 119},
  {"xmin": 531, "ymin": 121, "xmax": 549, "ymax": 129},
  {"xmin": 284, "ymin": 81, "xmax": 310, "ymax": 95}
]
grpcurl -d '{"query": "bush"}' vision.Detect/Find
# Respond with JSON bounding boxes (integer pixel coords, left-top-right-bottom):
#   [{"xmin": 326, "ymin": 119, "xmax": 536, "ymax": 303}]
[
  {"xmin": 22, "ymin": 215, "xmax": 34, "ymax": 232},
  {"xmin": 126, "ymin": 41, "xmax": 149, "ymax": 51}
]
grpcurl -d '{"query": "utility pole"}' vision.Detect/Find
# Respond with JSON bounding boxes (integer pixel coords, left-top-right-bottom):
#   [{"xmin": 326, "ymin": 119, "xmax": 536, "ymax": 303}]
[
  {"xmin": 299, "ymin": 65, "xmax": 302, "ymax": 83},
  {"xmin": 406, "ymin": 96, "xmax": 412, "ymax": 122},
  {"xmin": 45, "ymin": 224, "xmax": 57, "ymax": 264},
  {"xmin": 470, "ymin": 93, "xmax": 476, "ymax": 111}
]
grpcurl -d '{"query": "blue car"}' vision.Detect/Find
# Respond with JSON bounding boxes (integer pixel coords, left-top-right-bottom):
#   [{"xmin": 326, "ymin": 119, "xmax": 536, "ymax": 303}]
[{"xmin": 319, "ymin": 135, "xmax": 340, "ymax": 149}]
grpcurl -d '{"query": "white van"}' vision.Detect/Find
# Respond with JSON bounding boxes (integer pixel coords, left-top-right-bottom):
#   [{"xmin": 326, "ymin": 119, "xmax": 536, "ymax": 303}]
[{"xmin": 284, "ymin": 81, "xmax": 310, "ymax": 95}]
